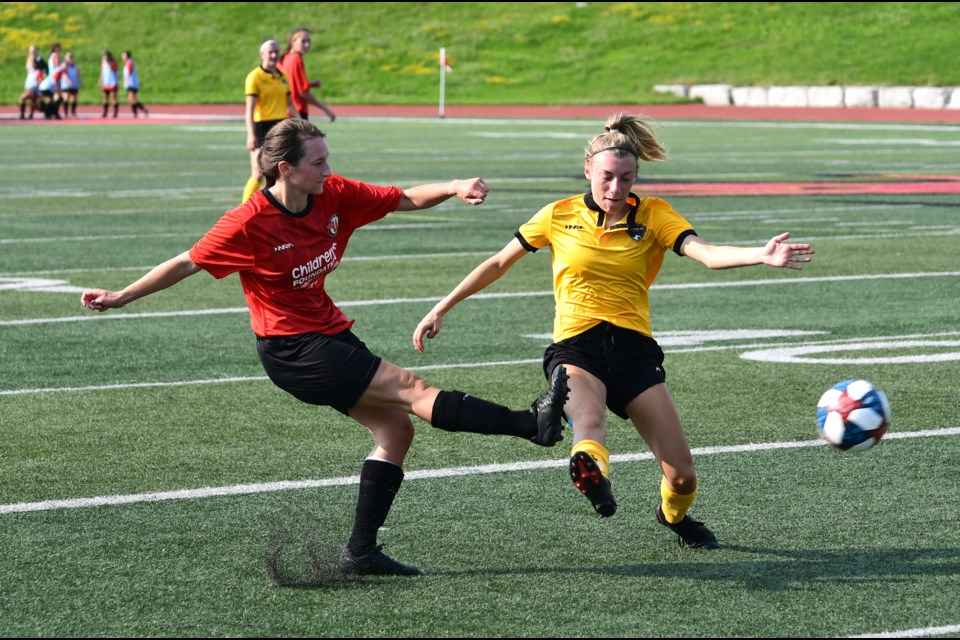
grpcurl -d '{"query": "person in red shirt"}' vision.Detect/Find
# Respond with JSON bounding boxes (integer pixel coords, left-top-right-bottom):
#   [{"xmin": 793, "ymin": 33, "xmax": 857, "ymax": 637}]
[
  {"xmin": 278, "ymin": 26, "xmax": 336, "ymax": 122},
  {"xmin": 80, "ymin": 118, "xmax": 569, "ymax": 577}
]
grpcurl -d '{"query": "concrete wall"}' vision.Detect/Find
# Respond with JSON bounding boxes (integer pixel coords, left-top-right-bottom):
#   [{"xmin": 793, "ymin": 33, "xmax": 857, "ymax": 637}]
[{"xmin": 655, "ymin": 84, "xmax": 959, "ymax": 109}]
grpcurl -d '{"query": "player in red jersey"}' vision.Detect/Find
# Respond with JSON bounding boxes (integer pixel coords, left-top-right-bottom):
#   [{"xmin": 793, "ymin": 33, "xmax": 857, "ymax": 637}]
[
  {"xmin": 81, "ymin": 118, "xmax": 569, "ymax": 577},
  {"xmin": 278, "ymin": 26, "xmax": 336, "ymax": 122}
]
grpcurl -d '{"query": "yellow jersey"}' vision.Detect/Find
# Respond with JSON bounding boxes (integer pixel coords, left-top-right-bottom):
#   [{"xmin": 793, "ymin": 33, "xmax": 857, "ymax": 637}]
[
  {"xmin": 244, "ymin": 66, "xmax": 290, "ymax": 122},
  {"xmin": 516, "ymin": 192, "xmax": 695, "ymax": 342}
]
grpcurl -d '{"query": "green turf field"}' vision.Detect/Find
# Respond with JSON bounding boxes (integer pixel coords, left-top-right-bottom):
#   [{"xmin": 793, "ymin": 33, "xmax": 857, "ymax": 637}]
[{"xmin": 1, "ymin": 116, "xmax": 959, "ymax": 637}]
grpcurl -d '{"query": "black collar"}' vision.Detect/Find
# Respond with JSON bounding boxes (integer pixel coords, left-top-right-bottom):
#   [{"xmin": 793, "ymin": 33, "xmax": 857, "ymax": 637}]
[
  {"xmin": 583, "ymin": 191, "xmax": 641, "ymax": 228},
  {"xmin": 263, "ymin": 189, "xmax": 313, "ymax": 218}
]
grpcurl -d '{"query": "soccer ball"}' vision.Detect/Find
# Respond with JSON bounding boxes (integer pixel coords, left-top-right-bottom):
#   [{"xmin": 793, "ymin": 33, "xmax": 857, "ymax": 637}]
[{"xmin": 816, "ymin": 379, "xmax": 891, "ymax": 451}]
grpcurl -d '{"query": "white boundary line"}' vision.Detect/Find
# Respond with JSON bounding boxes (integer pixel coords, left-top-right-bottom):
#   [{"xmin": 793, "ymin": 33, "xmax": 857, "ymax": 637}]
[
  {"xmin": 1, "ymin": 427, "xmax": 957, "ymax": 516},
  {"xmin": 4, "ymin": 326, "xmax": 960, "ymax": 398},
  {"xmin": 3, "ymin": 271, "xmax": 960, "ymax": 328},
  {"xmin": 850, "ymin": 624, "xmax": 960, "ymax": 638},
  {"xmin": 6, "ymin": 329, "xmax": 960, "ymax": 397}
]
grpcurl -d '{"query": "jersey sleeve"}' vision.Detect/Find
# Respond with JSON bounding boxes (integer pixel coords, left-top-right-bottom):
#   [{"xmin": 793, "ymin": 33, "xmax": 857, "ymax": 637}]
[
  {"xmin": 333, "ymin": 176, "xmax": 403, "ymax": 229},
  {"xmin": 515, "ymin": 203, "xmax": 554, "ymax": 252},
  {"xmin": 244, "ymin": 69, "xmax": 258, "ymax": 96},
  {"xmin": 647, "ymin": 198, "xmax": 696, "ymax": 255},
  {"xmin": 188, "ymin": 210, "xmax": 257, "ymax": 279}
]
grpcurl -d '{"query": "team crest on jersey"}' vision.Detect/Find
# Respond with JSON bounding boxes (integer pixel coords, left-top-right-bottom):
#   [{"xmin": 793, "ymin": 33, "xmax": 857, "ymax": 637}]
[
  {"xmin": 326, "ymin": 214, "xmax": 339, "ymax": 237},
  {"xmin": 627, "ymin": 223, "xmax": 647, "ymax": 241}
]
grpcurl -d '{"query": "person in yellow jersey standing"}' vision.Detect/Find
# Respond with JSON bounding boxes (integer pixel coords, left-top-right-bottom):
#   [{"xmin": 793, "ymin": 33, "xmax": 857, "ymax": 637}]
[
  {"xmin": 242, "ymin": 39, "xmax": 294, "ymax": 203},
  {"xmin": 413, "ymin": 113, "xmax": 815, "ymax": 549}
]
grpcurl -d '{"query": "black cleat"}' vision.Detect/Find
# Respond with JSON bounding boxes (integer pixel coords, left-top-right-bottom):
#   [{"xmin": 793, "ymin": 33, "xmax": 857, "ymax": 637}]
[
  {"xmin": 529, "ymin": 365, "xmax": 569, "ymax": 447},
  {"xmin": 656, "ymin": 505, "xmax": 719, "ymax": 549},
  {"xmin": 569, "ymin": 451, "xmax": 617, "ymax": 518},
  {"xmin": 339, "ymin": 545, "xmax": 421, "ymax": 576}
]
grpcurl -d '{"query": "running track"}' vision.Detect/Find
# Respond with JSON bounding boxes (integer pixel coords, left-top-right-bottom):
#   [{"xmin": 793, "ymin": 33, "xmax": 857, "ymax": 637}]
[{"xmin": 4, "ymin": 102, "xmax": 960, "ymax": 123}]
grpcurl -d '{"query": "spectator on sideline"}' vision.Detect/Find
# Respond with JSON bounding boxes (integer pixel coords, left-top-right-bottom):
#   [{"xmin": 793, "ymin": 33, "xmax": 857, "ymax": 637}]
[
  {"xmin": 121, "ymin": 51, "xmax": 149, "ymax": 118},
  {"xmin": 80, "ymin": 118, "xmax": 570, "ymax": 577},
  {"xmin": 47, "ymin": 42, "xmax": 63, "ymax": 114},
  {"xmin": 278, "ymin": 26, "xmax": 336, "ymax": 122},
  {"xmin": 242, "ymin": 39, "xmax": 294, "ymax": 203},
  {"xmin": 99, "ymin": 50, "xmax": 119, "ymax": 118},
  {"xmin": 59, "ymin": 51, "xmax": 82, "ymax": 118},
  {"xmin": 37, "ymin": 58, "xmax": 63, "ymax": 120},
  {"xmin": 414, "ymin": 113, "xmax": 814, "ymax": 549},
  {"xmin": 17, "ymin": 45, "xmax": 45, "ymax": 120}
]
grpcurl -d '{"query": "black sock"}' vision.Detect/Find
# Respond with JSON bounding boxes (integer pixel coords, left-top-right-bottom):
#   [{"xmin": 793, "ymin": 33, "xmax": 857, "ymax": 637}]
[
  {"xmin": 102, "ymin": 104, "xmax": 108, "ymax": 118},
  {"xmin": 431, "ymin": 390, "xmax": 536, "ymax": 439},
  {"xmin": 113, "ymin": 103, "xmax": 118, "ymax": 118},
  {"xmin": 346, "ymin": 459, "xmax": 404, "ymax": 556},
  {"xmin": 19, "ymin": 103, "xmax": 25, "ymax": 118}
]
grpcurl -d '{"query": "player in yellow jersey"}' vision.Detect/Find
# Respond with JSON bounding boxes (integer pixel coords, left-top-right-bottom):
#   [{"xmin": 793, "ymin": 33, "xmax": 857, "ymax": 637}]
[
  {"xmin": 242, "ymin": 40, "xmax": 295, "ymax": 203},
  {"xmin": 413, "ymin": 113, "xmax": 814, "ymax": 549}
]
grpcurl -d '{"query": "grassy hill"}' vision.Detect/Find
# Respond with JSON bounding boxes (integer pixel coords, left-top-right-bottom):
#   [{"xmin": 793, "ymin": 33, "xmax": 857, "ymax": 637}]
[{"xmin": 2, "ymin": 2, "xmax": 958, "ymax": 105}]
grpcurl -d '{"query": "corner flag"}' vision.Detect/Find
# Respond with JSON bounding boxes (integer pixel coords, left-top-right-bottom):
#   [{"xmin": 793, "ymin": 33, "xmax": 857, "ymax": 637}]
[{"xmin": 439, "ymin": 47, "xmax": 451, "ymax": 119}]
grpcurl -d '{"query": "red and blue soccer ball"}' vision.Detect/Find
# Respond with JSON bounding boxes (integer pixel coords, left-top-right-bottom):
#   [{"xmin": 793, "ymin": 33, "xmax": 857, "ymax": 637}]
[{"xmin": 816, "ymin": 379, "xmax": 891, "ymax": 451}]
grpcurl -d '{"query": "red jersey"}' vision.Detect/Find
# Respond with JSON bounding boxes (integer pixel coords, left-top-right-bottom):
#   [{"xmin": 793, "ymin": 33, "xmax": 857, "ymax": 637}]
[
  {"xmin": 278, "ymin": 52, "xmax": 309, "ymax": 115},
  {"xmin": 188, "ymin": 175, "xmax": 402, "ymax": 337}
]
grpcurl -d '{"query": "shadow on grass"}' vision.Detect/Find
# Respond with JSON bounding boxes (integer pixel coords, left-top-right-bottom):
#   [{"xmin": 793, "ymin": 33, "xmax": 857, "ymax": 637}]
[{"xmin": 428, "ymin": 545, "xmax": 960, "ymax": 591}]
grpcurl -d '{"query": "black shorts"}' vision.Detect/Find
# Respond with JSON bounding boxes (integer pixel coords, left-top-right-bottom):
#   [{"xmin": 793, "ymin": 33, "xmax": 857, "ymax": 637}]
[
  {"xmin": 542, "ymin": 322, "xmax": 666, "ymax": 420},
  {"xmin": 256, "ymin": 330, "xmax": 382, "ymax": 415},
  {"xmin": 253, "ymin": 119, "xmax": 284, "ymax": 148}
]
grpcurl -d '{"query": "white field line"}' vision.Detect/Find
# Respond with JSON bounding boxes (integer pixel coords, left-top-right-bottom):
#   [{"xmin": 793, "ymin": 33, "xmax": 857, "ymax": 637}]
[
  {"xmin": 4, "ymin": 271, "xmax": 959, "ymax": 328},
  {"xmin": 2, "ymin": 225, "xmax": 958, "ymax": 250},
  {"xmin": 0, "ymin": 252, "xmax": 500, "ymax": 277},
  {"xmin": 0, "ymin": 359, "xmax": 542, "ymax": 396},
  {"xmin": 7, "ymin": 329, "xmax": 960, "ymax": 397},
  {"xmin": 327, "ymin": 117, "xmax": 960, "ymax": 133},
  {"xmin": 0, "ymin": 202, "xmax": 914, "ymax": 226},
  {"xmin": 850, "ymin": 624, "xmax": 960, "ymax": 638},
  {"xmin": 1, "ymin": 427, "xmax": 957, "ymax": 516}
]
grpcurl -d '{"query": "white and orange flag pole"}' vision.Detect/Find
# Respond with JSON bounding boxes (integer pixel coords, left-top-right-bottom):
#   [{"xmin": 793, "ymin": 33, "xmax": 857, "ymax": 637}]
[{"xmin": 439, "ymin": 47, "xmax": 452, "ymax": 119}]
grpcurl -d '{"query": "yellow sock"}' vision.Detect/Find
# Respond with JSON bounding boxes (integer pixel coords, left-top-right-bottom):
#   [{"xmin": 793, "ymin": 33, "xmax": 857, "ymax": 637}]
[
  {"xmin": 571, "ymin": 439, "xmax": 610, "ymax": 478},
  {"xmin": 242, "ymin": 176, "xmax": 262, "ymax": 203},
  {"xmin": 659, "ymin": 475, "xmax": 697, "ymax": 524}
]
